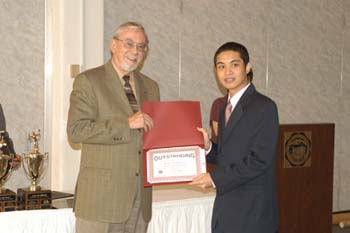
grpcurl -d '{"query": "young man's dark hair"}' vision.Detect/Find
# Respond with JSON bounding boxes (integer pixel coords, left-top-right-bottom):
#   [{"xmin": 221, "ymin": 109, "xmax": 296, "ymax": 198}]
[{"xmin": 213, "ymin": 41, "xmax": 254, "ymax": 81}]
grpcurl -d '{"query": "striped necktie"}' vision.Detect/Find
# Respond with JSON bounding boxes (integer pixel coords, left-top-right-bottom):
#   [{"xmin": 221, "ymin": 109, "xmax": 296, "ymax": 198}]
[
  {"xmin": 123, "ymin": 75, "xmax": 138, "ymax": 113},
  {"xmin": 225, "ymin": 101, "xmax": 232, "ymax": 126}
]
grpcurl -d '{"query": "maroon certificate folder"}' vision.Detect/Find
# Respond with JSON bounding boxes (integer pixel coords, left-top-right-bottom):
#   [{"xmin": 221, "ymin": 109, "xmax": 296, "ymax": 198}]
[{"xmin": 142, "ymin": 101, "xmax": 205, "ymax": 186}]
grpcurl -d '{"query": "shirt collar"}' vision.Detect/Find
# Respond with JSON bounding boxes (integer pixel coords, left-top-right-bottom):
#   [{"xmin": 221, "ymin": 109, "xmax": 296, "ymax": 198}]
[{"xmin": 228, "ymin": 83, "xmax": 251, "ymax": 110}]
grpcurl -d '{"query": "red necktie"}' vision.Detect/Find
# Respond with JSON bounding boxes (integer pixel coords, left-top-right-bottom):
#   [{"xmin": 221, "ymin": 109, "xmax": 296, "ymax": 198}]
[
  {"xmin": 123, "ymin": 75, "xmax": 138, "ymax": 113},
  {"xmin": 225, "ymin": 101, "xmax": 232, "ymax": 126}
]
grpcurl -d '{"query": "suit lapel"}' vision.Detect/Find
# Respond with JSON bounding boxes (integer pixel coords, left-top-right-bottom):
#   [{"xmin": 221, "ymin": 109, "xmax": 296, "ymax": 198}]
[
  {"xmin": 134, "ymin": 71, "xmax": 152, "ymax": 105},
  {"xmin": 134, "ymin": 71, "xmax": 144, "ymax": 104},
  {"xmin": 220, "ymin": 84, "xmax": 256, "ymax": 146},
  {"xmin": 221, "ymin": 103, "xmax": 243, "ymax": 145},
  {"xmin": 103, "ymin": 60, "xmax": 133, "ymax": 114}
]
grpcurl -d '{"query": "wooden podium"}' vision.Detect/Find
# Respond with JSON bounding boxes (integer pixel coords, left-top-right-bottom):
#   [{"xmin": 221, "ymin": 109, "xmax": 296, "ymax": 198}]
[{"xmin": 276, "ymin": 124, "xmax": 334, "ymax": 233}]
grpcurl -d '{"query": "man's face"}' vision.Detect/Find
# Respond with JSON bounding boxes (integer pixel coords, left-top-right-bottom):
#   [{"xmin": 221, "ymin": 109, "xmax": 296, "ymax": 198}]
[
  {"xmin": 110, "ymin": 28, "xmax": 147, "ymax": 75},
  {"xmin": 215, "ymin": 50, "xmax": 251, "ymax": 96}
]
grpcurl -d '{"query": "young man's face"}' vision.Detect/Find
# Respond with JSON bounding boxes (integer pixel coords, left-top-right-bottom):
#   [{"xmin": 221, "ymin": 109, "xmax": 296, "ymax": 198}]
[
  {"xmin": 215, "ymin": 50, "xmax": 251, "ymax": 96},
  {"xmin": 110, "ymin": 28, "xmax": 147, "ymax": 75}
]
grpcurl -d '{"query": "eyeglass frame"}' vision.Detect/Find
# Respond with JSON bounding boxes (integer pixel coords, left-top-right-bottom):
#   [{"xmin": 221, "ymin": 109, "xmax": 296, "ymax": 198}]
[{"xmin": 113, "ymin": 37, "xmax": 148, "ymax": 52}]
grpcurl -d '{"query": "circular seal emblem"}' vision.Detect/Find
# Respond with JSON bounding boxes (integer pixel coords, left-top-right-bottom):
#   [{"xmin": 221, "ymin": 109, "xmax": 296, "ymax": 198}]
[{"xmin": 285, "ymin": 132, "xmax": 311, "ymax": 167}]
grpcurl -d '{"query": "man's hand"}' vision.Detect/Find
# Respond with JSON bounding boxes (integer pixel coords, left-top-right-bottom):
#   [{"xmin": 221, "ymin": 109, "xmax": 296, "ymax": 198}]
[
  {"xmin": 197, "ymin": 127, "xmax": 211, "ymax": 150},
  {"xmin": 188, "ymin": 173, "xmax": 213, "ymax": 189},
  {"xmin": 128, "ymin": 111, "xmax": 154, "ymax": 132}
]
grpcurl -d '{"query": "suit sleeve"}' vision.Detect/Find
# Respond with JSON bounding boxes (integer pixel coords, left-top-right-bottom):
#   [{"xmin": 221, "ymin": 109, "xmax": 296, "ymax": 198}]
[
  {"xmin": 206, "ymin": 142, "xmax": 218, "ymax": 164},
  {"xmin": 67, "ymin": 74, "xmax": 131, "ymax": 145},
  {"xmin": 210, "ymin": 101, "xmax": 279, "ymax": 195}
]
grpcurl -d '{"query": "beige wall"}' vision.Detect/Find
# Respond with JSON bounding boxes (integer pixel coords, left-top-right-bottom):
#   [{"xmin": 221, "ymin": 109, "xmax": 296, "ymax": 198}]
[
  {"xmin": 0, "ymin": 0, "xmax": 47, "ymax": 190},
  {"xmin": 0, "ymin": 0, "xmax": 349, "ymax": 211}
]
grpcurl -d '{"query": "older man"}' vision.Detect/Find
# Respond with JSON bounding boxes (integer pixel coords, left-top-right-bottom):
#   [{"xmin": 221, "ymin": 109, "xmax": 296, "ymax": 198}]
[{"xmin": 67, "ymin": 22, "xmax": 160, "ymax": 233}]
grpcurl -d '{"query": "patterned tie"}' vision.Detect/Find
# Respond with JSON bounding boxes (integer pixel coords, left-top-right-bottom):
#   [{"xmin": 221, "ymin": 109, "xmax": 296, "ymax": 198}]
[
  {"xmin": 123, "ymin": 75, "xmax": 138, "ymax": 113},
  {"xmin": 225, "ymin": 101, "xmax": 232, "ymax": 126}
]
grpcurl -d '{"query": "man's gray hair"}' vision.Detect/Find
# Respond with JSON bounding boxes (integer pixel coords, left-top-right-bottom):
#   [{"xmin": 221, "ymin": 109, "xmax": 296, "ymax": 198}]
[{"xmin": 112, "ymin": 21, "xmax": 148, "ymax": 43}]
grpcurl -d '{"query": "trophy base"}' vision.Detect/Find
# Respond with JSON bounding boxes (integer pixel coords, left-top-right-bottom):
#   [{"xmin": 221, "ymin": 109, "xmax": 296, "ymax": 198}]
[
  {"xmin": 0, "ymin": 189, "xmax": 17, "ymax": 212},
  {"xmin": 17, "ymin": 188, "xmax": 52, "ymax": 210}
]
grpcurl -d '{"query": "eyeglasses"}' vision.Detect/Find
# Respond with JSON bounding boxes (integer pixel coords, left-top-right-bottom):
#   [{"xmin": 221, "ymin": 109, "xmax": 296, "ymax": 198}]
[{"xmin": 114, "ymin": 37, "xmax": 148, "ymax": 52}]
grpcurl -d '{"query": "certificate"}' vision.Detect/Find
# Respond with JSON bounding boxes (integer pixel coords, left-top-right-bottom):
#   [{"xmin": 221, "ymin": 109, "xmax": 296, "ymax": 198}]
[
  {"xmin": 141, "ymin": 101, "xmax": 205, "ymax": 186},
  {"xmin": 146, "ymin": 146, "xmax": 206, "ymax": 184}
]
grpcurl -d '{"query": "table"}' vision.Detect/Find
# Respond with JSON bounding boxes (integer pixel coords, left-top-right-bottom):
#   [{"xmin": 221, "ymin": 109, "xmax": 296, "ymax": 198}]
[
  {"xmin": 148, "ymin": 195, "xmax": 214, "ymax": 233},
  {"xmin": 0, "ymin": 208, "xmax": 76, "ymax": 233},
  {"xmin": 0, "ymin": 185, "xmax": 215, "ymax": 233}
]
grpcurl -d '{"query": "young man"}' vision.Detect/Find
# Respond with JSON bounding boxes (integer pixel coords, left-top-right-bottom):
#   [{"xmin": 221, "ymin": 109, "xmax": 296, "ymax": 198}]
[
  {"xmin": 190, "ymin": 42, "xmax": 279, "ymax": 233},
  {"xmin": 67, "ymin": 22, "xmax": 160, "ymax": 233}
]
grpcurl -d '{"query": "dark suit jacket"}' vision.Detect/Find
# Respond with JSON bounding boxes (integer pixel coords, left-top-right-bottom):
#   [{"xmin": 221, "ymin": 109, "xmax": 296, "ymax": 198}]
[
  {"xmin": 207, "ymin": 84, "xmax": 279, "ymax": 233},
  {"xmin": 67, "ymin": 60, "xmax": 160, "ymax": 223},
  {"xmin": 0, "ymin": 104, "xmax": 16, "ymax": 155}
]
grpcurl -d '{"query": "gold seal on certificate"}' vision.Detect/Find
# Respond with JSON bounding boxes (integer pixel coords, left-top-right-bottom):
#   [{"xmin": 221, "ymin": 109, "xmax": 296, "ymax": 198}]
[{"xmin": 146, "ymin": 146, "xmax": 206, "ymax": 184}]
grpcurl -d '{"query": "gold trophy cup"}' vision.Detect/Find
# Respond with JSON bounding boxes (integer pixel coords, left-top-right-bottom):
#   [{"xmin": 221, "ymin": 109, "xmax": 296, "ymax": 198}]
[
  {"xmin": 0, "ymin": 131, "xmax": 17, "ymax": 211},
  {"xmin": 18, "ymin": 130, "xmax": 51, "ymax": 210},
  {"xmin": 22, "ymin": 130, "xmax": 48, "ymax": 191},
  {"xmin": 0, "ymin": 152, "xmax": 13, "ymax": 192}
]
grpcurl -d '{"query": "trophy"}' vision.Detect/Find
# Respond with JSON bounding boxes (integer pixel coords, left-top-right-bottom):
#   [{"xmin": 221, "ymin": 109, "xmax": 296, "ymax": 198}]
[
  {"xmin": 0, "ymin": 131, "xmax": 17, "ymax": 211},
  {"xmin": 17, "ymin": 130, "xmax": 52, "ymax": 210},
  {"xmin": 22, "ymin": 130, "xmax": 48, "ymax": 191}
]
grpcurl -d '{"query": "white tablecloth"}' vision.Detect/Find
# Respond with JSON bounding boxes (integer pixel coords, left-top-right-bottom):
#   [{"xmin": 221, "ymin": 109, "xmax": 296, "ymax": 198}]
[
  {"xmin": 0, "ymin": 186, "xmax": 215, "ymax": 233},
  {"xmin": 0, "ymin": 208, "xmax": 76, "ymax": 233},
  {"xmin": 148, "ymin": 196, "xmax": 214, "ymax": 233}
]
